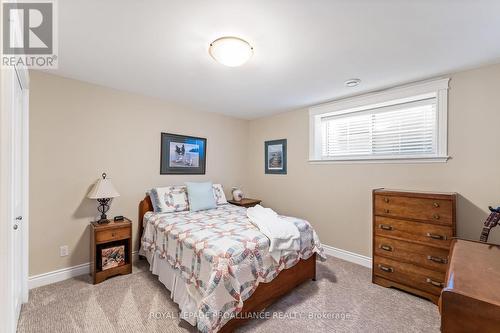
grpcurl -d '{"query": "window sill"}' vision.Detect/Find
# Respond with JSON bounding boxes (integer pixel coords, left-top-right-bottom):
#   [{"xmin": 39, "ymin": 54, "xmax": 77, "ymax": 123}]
[{"xmin": 308, "ymin": 156, "xmax": 450, "ymax": 164}]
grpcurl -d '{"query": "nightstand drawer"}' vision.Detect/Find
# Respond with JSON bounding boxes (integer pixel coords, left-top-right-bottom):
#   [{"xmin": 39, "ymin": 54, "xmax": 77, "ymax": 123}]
[{"xmin": 95, "ymin": 226, "xmax": 130, "ymax": 243}]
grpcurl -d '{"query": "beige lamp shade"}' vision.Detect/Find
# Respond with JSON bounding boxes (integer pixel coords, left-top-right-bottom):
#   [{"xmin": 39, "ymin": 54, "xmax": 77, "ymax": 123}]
[{"xmin": 87, "ymin": 173, "xmax": 120, "ymax": 199}]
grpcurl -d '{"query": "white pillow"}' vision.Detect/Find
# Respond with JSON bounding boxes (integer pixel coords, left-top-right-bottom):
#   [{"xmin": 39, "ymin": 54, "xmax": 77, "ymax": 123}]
[
  {"xmin": 151, "ymin": 186, "xmax": 189, "ymax": 213},
  {"xmin": 212, "ymin": 184, "xmax": 228, "ymax": 205}
]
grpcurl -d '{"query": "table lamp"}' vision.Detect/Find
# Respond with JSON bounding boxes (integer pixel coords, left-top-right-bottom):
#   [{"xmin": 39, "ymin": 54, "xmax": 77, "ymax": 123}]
[{"xmin": 87, "ymin": 173, "xmax": 120, "ymax": 224}]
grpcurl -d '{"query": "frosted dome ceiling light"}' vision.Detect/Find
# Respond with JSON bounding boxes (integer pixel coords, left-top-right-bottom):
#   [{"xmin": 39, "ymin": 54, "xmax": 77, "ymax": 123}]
[{"xmin": 209, "ymin": 37, "xmax": 253, "ymax": 67}]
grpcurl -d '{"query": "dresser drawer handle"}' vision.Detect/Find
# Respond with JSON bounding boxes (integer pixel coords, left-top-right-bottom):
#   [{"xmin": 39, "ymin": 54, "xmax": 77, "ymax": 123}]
[
  {"xmin": 378, "ymin": 264, "xmax": 394, "ymax": 273},
  {"xmin": 111, "ymin": 232, "xmax": 116, "ymax": 237},
  {"xmin": 384, "ymin": 209, "xmax": 390, "ymax": 214},
  {"xmin": 379, "ymin": 244, "xmax": 393, "ymax": 252},
  {"xmin": 379, "ymin": 224, "xmax": 393, "ymax": 231},
  {"xmin": 427, "ymin": 255, "xmax": 448, "ymax": 264},
  {"xmin": 433, "ymin": 202, "xmax": 440, "ymax": 208},
  {"xmin": 426, "ymin": 232, "xmax": 446, "ymax": 240},
  {"xmin": 426, "ymin": 278, "xmax": 444, "ymax": 288},
  {"xmin": 433, "ymin": 214, "xmax": 440, "ymax": 220},
  {"xmin": 384, "ymin": 197, "xmax": 389, "ymax": 203}
]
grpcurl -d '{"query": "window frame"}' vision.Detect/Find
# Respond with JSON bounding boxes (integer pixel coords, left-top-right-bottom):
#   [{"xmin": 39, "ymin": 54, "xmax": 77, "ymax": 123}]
[{"xmin": 308, "ymin": 78, "xmax": 450, "ymax": 164}]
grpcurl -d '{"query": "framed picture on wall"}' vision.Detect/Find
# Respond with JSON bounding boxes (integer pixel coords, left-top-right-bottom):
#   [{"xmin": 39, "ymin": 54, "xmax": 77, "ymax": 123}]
[
  {"xmin": 160, "ymin": 133, "xmax": 207, "ymax": 174},
  {"xmin": 265, "ymin": 139, "xmax": 287, "ymax": 174}
]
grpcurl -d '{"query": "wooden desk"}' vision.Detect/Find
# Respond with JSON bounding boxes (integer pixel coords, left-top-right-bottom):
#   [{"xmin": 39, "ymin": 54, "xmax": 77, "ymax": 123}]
[{"xmin": 440, "ymin": 239, "xmax": 500, "ymax": 333}]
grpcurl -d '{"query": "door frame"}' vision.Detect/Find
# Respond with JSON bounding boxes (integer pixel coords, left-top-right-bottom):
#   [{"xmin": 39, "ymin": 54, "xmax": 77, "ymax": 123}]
[{"xmin": 16, "ymin": 65, "xmax": 30, "ymax": 304}]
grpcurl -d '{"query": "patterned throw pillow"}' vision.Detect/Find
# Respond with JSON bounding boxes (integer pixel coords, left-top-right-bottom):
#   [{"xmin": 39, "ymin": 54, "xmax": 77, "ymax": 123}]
[
  {"xmin": 212, "ymin": 184, "xmax": 228, "ymax": 205},
  {"xmin": 146, "ymin": 190, "xmax": 161, "ymax": 212},
  {"xmin": 151, "ymin": 186, "xmax": 189, "ymax": 213}
]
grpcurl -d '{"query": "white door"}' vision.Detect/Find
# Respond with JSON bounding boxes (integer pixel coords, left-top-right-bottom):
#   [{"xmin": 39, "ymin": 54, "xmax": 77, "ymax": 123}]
[
  {"xmin": 11, "ymin": 67, "xmax": 25, "ymax": 322},
  {"xmin": 0, "ymin": 64, "xmax": 29, "ymax": 333},
  {"xmin": 1, "ymin": 6, "xmax": 29, "ymax": 332}
]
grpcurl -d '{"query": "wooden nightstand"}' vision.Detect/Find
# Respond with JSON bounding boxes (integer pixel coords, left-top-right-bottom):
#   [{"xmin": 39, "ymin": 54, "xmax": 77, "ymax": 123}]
[
  {"xmin": 227, "ymin": 198, "xmax": 262, "ymax": 208},
  {"xmin": 90, "ymin": 219, "xmax": 132, "ymax": 284}
]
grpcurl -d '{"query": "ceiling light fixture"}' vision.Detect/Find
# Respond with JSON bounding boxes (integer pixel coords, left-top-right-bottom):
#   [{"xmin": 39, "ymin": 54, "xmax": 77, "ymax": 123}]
[
  {"xmin": 209, "ymin": 36, "xmax": 253, "ymax": 67},
  {"xmin": 344, "ymin": 78, "xmax": 361, "ymax": 87}
]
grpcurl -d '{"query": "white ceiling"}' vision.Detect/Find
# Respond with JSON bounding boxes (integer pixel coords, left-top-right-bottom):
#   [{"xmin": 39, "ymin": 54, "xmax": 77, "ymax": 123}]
[{"xmin": 48, "ymin": 0, "xmax": 500, "ymax": 119}]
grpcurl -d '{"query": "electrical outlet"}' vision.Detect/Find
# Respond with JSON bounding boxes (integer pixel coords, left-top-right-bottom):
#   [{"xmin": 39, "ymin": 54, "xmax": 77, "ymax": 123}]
[{"xmin": 60, "ymin": 245, "xmax": 69, "ymax": 257}]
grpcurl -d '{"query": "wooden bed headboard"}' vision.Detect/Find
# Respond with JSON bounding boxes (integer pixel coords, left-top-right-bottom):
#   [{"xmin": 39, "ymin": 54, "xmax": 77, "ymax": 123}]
[{"xmin": 138, "ymin": 195, "xmax": 153, "ymax": 243}]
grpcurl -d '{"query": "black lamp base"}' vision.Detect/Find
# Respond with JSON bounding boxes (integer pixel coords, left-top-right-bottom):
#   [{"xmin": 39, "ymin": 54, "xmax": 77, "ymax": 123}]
[{"xmin": 96, "ymin": 198, "xmax": 111, "ymax": 224}]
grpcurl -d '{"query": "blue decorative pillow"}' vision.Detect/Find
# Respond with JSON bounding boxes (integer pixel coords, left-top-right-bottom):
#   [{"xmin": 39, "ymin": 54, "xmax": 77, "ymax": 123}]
[{"xmin": 185, "ymin": 182, "xmax": 217, "ymax": 212}]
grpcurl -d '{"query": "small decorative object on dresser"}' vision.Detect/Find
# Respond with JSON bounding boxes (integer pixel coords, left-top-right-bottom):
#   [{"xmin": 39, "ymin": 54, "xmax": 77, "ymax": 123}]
[
  {"xmin": 372, "ymin": 189, "xmax": 457, "ymax": 304},
  {"xmin": 90, "ymin": 219, "xmax": 132, "ymax": 284},
  {"xmin": 231, "ymin": 187, "xmax": 244, "ymax": 201},
  {"xmin": 87, "ymin": 173, "xmax": 120, "ymax": 224},
  {"xmin": 227, "ymin": 198, "xmax": 262, "ymax": 208},
  {"xmin": 265, "ymin": 139, "xmax": 287, "ymax": 174}
]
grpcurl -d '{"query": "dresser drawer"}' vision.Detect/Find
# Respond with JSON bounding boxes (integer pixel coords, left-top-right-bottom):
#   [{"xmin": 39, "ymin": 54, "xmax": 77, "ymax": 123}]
[
  {"xmin": 95, "ymin": 226, "xmax": 131, "ymax": 243},
  {"xmin": 375, "ymin": 236, "xmax": 450, "ymax": 272},
  {"xmin": 374, "ymin": 194, "xmax": 453, "ymax": 225},
  {"xmin": 374, "ymin": 256, "xmax": 445, "ymax": 296},
  {"xmin": 375, "ymin": 216, "xmax": 452, "ymax": 249}
]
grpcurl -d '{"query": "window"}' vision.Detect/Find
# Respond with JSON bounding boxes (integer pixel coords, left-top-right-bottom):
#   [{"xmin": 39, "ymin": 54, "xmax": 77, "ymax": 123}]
[{"xmin": 309, "ymin": 78, "xmax": 449, "ymax": 163}]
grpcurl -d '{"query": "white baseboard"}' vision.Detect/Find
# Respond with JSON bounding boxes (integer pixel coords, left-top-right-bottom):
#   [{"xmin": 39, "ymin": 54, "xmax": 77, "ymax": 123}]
[
  {"xmin": 322, "ymin": 244, "xmax": 372, "ymax": 268},
  {"xmin": 28, "ymin": 251, "xmax": 139, "ymax": 289},
  {"xmin": 29, "ymin": 246, "xmax": 372, "ymax": 289},
  {"xmin": 28, "ymin": 262, "xmax": 90, "ymax": 289}
]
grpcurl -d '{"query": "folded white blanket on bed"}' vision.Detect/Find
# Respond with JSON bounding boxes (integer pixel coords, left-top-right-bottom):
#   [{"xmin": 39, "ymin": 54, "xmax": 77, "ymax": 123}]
[{"xmin": 246, "ymin": 205, "xmax": 301, "ymax": 262}]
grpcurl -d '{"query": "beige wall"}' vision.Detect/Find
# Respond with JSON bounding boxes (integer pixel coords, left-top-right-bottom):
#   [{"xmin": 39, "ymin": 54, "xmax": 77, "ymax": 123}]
[
  {"xmin": 29, "ymin": 71, "xmax": 248, "ymax": 275},
  {"xmin": 30, "ymin": 62, "xmax": 500, "ymax": 275},
  {"xmin": 245, "ymin": 63, "xmax": 500, "ymax": 257}
]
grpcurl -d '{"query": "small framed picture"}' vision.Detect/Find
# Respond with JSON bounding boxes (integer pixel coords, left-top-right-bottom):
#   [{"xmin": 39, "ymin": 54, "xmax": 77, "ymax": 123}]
[
  {"xmin": 101, "ymin": 245, "xmax": 125, "ymax": 271},
  {"xmin": 161, "ymin": 133, "xmax": 207, "ymax": 174},
  {"xmin": 265, "ymin": 139, "xmax": 287, "ymax": 174}
]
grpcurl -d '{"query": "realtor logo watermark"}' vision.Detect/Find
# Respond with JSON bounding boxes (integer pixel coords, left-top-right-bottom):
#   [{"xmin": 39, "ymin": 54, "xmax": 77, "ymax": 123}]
[{"xmin": 2, "ymin": 0, "xmax": 58, "ymax": 68}]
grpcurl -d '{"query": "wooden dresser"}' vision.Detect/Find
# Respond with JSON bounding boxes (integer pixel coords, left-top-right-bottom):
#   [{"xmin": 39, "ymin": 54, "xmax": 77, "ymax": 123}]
[
  {"xmin": 440, "ymin": 239, "xmax": 500, "ymax": 333},
  {"xmin": 372, "ymin": 189, "xmax": 456, "ymax": 304}
]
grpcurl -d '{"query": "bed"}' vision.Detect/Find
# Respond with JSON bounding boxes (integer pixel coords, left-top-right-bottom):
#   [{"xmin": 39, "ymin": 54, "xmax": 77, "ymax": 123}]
[{"xmin": 138, "ymin": 195, "xmax": 325, "ymax": 333}]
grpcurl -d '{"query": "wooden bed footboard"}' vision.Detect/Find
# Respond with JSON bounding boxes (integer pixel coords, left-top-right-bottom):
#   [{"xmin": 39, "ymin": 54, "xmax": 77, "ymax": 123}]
[
  {"xmin": 138, "ymin": 195, "xmax": 317, "ymax": 332},
  {"xmin": 219, "ymin": 253, "xmax": 316, "ymax": 333}
]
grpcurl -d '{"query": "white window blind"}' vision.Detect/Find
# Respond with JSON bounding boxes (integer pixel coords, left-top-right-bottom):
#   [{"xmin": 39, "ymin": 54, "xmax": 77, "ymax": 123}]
[
  {"xmin": 320, "ymin": 98, "xmax": 437, "ymax": 159},
  {"xmin": 309, "ymin": 78, "xmax": 449, "ymax": 163}
]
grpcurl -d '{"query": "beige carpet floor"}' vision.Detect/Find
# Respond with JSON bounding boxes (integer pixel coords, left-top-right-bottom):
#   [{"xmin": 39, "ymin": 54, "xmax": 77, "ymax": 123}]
[{"xmin": 18, "ymin": 256, "xmax": 440, "ymax": 333}]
